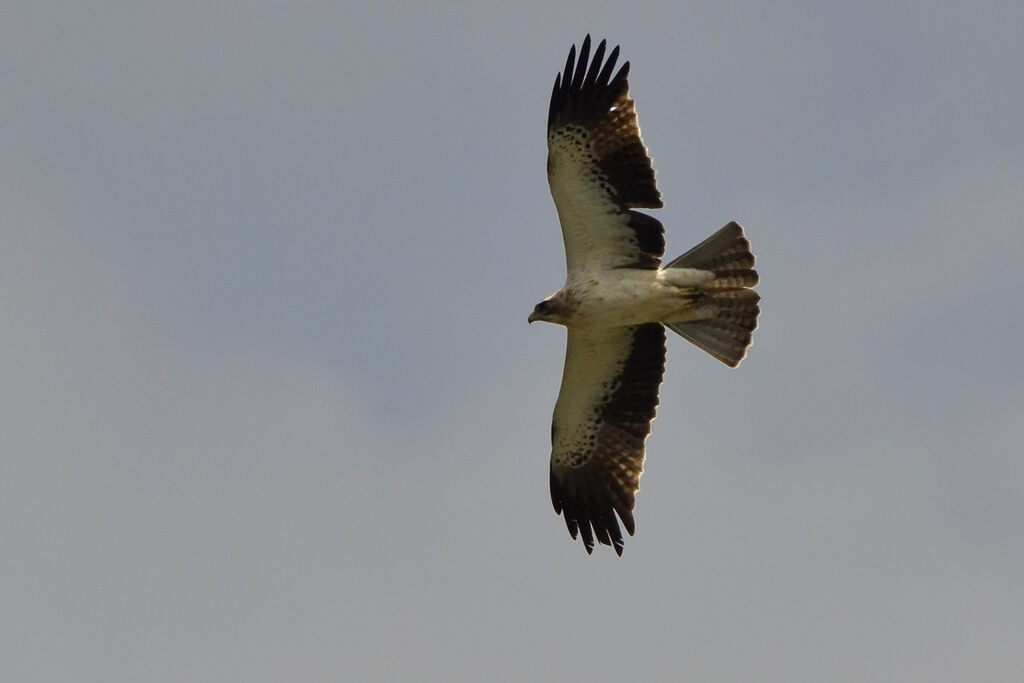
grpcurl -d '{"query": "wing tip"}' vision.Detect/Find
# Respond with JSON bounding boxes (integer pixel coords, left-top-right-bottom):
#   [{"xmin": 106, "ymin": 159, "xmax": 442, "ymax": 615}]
[
  {"xmin": 548, "ymin": 35, "xmax": 627, "ymax": 130},
  {"xmin": 552, "ymin": 471, "xmax": 635, "ymax": 556}
]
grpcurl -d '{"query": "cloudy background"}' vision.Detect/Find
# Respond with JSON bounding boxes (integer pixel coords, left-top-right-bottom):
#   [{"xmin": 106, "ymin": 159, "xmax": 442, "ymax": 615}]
[{"xmin": 3, "ymin": 2, "xmax": 1022, "ymax": 681}]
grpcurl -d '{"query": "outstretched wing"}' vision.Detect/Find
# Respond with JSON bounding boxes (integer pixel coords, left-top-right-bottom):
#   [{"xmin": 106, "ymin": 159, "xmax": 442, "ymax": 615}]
[
  {"xmin": 549, "ymin": 323, "xmax": 666, "ymax": 555},
  {"xmin": 548, "ymin": 35, "xmax": 665, "ymax": 273}
]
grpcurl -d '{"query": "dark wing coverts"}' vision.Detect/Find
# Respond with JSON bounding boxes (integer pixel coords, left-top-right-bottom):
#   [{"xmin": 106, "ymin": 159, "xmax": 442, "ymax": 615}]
[
  {"xmin": 541, "ymin": 37, "xmax": 758, "ymax": 555},
  {"xmin": 547, "ymin": 35, "xmax": 665, "ymax": 271},
  {"xmin": 550, "ymin": 324, "xmax": 666, "ymax": 555}
]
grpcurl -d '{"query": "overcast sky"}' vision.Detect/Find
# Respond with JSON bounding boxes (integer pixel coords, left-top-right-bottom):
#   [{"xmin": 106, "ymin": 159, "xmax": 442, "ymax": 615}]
[{"xmin": 3, "ymin": 2, "xmax": 1023, "ymax": 681}]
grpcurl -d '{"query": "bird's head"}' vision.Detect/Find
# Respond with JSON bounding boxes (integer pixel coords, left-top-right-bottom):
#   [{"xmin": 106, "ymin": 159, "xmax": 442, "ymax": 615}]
[{"xmin": 528, "ymin": 292, "xmax": 569, "ymax": 325}]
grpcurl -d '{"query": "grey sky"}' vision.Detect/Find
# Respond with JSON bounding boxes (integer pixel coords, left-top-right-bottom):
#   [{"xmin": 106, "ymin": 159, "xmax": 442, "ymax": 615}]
[{"xmin": 3, "ymin": 2, "xmax": 1022, "ymax": 681}]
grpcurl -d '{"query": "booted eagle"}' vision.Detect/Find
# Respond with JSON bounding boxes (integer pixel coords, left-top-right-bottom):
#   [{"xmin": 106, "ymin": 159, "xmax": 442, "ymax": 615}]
[{"xmin": 530, "ymin": 36, "xmax": 760, "ymax": 555}]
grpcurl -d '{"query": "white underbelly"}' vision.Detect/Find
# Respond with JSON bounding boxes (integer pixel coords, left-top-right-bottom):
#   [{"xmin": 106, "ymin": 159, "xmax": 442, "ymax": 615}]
[{"xmin": 567, "ymin": 270, "xmax": 699, "ymax": 328}]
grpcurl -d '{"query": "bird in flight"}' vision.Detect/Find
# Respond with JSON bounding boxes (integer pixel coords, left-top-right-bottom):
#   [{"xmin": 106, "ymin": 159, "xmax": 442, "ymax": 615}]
[{"xmin": 530, "ymin": 36, "xmax": 760, "ymax": 555}]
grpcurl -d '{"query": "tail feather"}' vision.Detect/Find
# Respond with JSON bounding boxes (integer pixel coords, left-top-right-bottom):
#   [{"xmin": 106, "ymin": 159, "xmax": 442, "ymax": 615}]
[
  {"xmin": 664, "ymin": 222, "xmax": 760, "ymax": 367},
  {"xmin": 666, "ymin": 221, "xmax": 758, "ymax": 291},
  {"xmin": 666, "ymin": 291, "xmax": 759, "ymax": 367}
]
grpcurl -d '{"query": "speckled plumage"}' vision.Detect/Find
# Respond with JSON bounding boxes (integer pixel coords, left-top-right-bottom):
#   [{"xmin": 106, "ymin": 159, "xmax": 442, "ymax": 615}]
[{"xmin": 532, "ymin": 36, "xmax": 760, "ymax": 555}]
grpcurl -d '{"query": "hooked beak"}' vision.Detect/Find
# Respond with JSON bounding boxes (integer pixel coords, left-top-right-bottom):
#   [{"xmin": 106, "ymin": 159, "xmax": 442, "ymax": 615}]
[{"xmin": 528, "ymin": 312, "xmax": 536, "ymax": 324}]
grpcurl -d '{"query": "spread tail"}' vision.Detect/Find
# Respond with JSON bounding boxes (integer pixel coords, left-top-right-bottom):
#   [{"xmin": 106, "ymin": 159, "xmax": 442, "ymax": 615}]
[{"xmin": 664, "ymin": 222, "xmax": 760, "ymax": 367}]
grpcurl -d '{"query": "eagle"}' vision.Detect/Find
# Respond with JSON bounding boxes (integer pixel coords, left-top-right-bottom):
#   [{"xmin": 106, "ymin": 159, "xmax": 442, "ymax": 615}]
[{"xmin": 529, "ymin": 36, "xmax": 760, "ymax": 555}]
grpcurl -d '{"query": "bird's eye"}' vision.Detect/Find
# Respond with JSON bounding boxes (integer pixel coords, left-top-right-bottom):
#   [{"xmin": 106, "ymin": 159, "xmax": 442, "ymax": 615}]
[{"xmin": 536, "ymin": 301, "xmax": 551, "ymax": 313}]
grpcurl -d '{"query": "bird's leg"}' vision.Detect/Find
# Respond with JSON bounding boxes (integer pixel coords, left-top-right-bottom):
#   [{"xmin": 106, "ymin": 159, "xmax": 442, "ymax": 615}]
[
  {"xmin": 663, "ymin": 303, "xmax": 715, "ymax": 324},
  {"xmin": 657, "ymin": 268, "xmax": 715, "ymax": 288}
]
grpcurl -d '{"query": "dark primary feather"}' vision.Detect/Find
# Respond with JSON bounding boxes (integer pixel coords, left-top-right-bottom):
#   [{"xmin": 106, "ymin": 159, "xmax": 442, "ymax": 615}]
[
  {"xmin": 548, "ymin": 35, "xmax": 662, "ymax": 211},
  {"xmin": 548, "ymin": 36, "xmax": 627, "ymax": 130},
  {"xmin": 541, "ymin": 40, "xmax": 761, "ymax": 556},
  {"xmin": 550, "ymin": 324, "xmax": 666, "ymax": 555}
]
